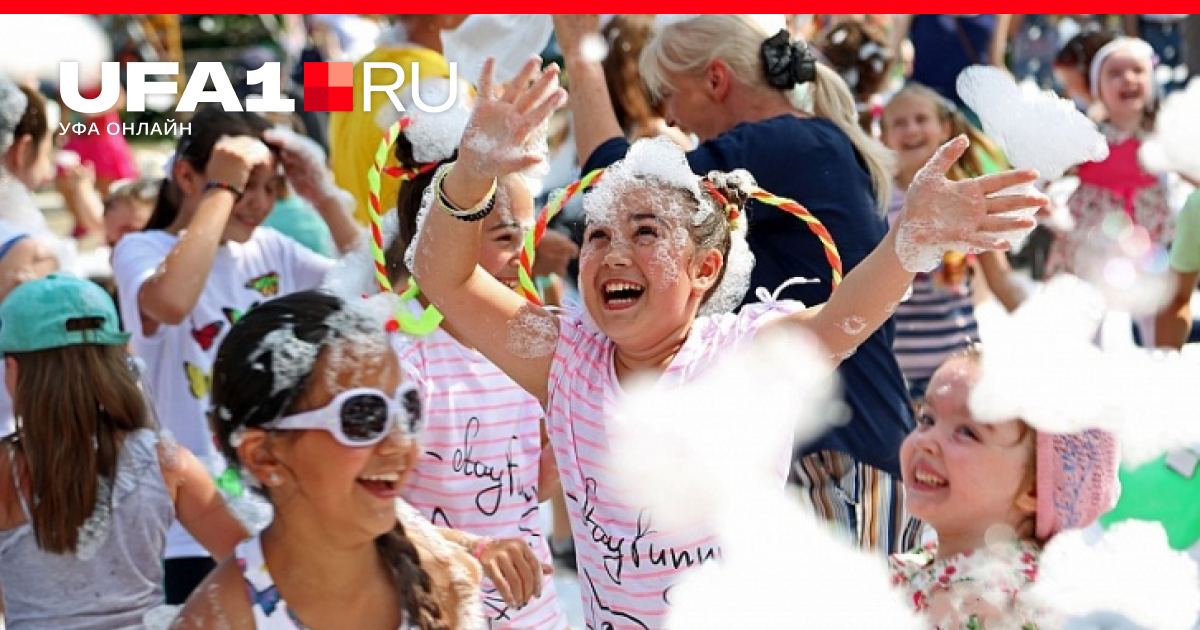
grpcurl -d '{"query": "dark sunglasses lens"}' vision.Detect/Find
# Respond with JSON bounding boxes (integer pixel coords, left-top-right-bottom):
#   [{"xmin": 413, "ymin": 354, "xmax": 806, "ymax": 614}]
[{"xmin": 340, "ymin": 394, "xmax": 391, "ymax": 442}]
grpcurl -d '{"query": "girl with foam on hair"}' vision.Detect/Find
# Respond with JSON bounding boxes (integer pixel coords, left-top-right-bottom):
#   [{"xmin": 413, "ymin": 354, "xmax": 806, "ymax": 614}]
[
  {"xmin": 374, "ymin": 115, "xmax": 570, "ymax": 629},
  {"xmin": 553, "ymin": 13, "xmax": 919, "ymax": 558},
  {"xmin": 890, "ymin": 348, "xmax": 1119, "ymax": 629},
  {"xmin": 411, "ymin": 56, "xmax": 1045, "ymax": 630},
  {"xmin": 172, "ymin": 290, "xmax": 483, "ymax": 630},
  {"xmin": 0, "ymin": 273, "xmax": 247, "ymax": 630},
  {"xmin": 1042, "ymin": 37, "xmax": 1175, "ymax": 344},
  {"xmin": 112, "ymin": 107, "xmax": 362, "ymax": 604}
]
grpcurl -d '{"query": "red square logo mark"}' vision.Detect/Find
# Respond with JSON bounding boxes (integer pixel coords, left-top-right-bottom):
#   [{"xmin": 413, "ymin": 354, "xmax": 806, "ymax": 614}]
[{"xmin": 303, "ymin": 62, "xmax": 354, "ymax": 112}]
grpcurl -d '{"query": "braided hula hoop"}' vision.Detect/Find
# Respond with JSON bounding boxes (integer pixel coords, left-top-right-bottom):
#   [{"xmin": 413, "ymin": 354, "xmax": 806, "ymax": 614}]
[
  {"xmin": 516, "ymin": 168, "xmax": 844, "ymax": 305},
  {"xmin": 367, "ymin": 119, "xmax": 444, "ymax": 336}
]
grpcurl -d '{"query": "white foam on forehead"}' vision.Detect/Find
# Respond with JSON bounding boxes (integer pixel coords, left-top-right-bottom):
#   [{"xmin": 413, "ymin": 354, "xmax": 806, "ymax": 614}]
[
  {"xmin": 958, "ymin": 66, "xmax": 1110, "ymax": 182},
  {"xmin": 584, "ymin": 136, "xmax": 700, "ymax": 225},
  {"xmin": 250, "ymin": 324, "xmax": 322, "ymax": 397}
]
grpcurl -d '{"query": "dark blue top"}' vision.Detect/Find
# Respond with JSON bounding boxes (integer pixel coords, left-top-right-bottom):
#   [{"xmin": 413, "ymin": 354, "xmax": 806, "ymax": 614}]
[
  {"xmin": 583, "ymin": 115, "xmax": 913, "ymax": 476},
  {"xmin": 910, "ymin": 14, "xmax": 998, "ymax": 109}
]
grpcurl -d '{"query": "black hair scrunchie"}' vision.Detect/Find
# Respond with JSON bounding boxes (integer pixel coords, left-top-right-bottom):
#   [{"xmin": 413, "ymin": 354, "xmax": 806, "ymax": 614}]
[{"xmin": 760, "ymin": 29, "xmax": 817, "ymax": 90}]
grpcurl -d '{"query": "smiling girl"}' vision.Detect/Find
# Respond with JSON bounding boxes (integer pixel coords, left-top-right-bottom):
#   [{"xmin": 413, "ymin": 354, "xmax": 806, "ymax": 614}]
[
  {"xmin": 112, "ymin": 108, "xmax": 361, "ymax": 603},
  {"xmin": 891, "ymin": 349, "xmax": 1119, "ymax": 629},
  {"xmin": 171, "ymin": 290, "xmax": 482, "ymax": 630},
  {"xmin": 411, "ymin": 56, "xmax": 1045, "ymax": 630}
]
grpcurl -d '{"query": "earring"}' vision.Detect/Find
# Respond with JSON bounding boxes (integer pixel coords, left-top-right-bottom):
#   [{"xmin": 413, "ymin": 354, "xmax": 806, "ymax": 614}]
[{"xmin": 267, "ymin": 472, "xmax": 282, "ymax": 486}]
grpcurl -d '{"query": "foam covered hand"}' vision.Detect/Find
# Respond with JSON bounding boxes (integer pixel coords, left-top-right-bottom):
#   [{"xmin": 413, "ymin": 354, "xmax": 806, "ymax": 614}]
[
  {"xmin": 457, "ymin": 57, "xmax": 568, "ymax": 181},
  {"xmin": 207, "ymin": 135, "xmax": 271, "ymax": 191},
  {"xmin": 895, "ymin": 135, "xmax": 1047, "ymax": 273},
  {"xmin": 262, "ymin": 127, "xmax": 349, "ymax": 211}
]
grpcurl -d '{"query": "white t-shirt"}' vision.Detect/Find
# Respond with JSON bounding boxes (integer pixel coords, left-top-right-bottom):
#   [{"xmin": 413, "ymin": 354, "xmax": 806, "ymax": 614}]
[
  {"xmin": 0, "ymin": 220, "xmax": 30, "ymax": 438},
  {"xmin": 546, "ymin": 302, "xmax": 801, "ymax": 630},
  {"xmin": 112, "ymin": 227, "xmax": 333, "ymax": 559},
  {"xmin": 394, "ymin": 303, "xmax": 568, "ymax": 630}
]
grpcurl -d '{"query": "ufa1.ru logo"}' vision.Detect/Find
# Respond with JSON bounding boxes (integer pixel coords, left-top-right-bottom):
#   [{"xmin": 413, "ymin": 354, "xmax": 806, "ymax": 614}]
[{"xmin": 59, "ymin": 61, "xmax": 459, "ymax": 115}]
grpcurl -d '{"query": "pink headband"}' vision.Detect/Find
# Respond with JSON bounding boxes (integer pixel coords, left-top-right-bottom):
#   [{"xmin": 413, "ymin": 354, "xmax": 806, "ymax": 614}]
[
  {"xmin": 1089, "ymin": 37, "xmax": 1157, "ymax": 104},
  {"xmin": 1035, "ymin": 428, "xmax": 1120, "ymax": 541}
]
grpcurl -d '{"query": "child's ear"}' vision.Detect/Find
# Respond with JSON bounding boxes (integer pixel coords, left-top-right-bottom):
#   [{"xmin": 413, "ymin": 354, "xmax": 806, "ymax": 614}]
[
  {"xmin": 1015, "ymin": 476, "xmax": 1038, "ymax": 515},
  {"xmin": 8, "ymin": 134, "xmax": 33, "ymax": 171},
  {"xmin": 236, "ymin": 429, "xmax": 289, "ymax": 489},
  {"xmin": 173, "ymin": 158, "xmax": 201, "ymax": 196},
  {"xmin": 691, "ymin": 247, "xmax": 724, "ymax": 294}
]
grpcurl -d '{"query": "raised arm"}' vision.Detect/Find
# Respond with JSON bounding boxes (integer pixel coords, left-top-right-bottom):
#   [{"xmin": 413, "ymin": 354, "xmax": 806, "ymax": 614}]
[
  {"xmin": 136, "ymin": 138, "xmax": 265, "ymax": 330},
  {"xmin": 412, "ymin": 58, "xmax": 570, "ymax": 407},
  {"xmin": 553, "ymin": 14, "xmax": 625, "ymax": 165},
  {"xmin": 263, "ymin": 127, "xmax": 362, "ymax": 254},
  {"xmin": 776, "ymin": 136, "xmax": 1045, "ymax": 363}
]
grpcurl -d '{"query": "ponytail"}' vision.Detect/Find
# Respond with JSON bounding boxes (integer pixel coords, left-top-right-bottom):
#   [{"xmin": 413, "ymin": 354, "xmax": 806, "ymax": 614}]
[
  {"xmin": 808, "ymin": 63, "xmax": 894, "ymax": 215},
  {"xmin": 375, "ymin": 522, "xmax": 450, "ymax": 630}
]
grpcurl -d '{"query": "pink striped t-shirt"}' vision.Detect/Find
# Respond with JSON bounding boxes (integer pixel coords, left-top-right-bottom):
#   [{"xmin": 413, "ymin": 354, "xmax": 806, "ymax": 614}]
[
  {"xmin": 546, "ymin": 301, "xmax": 803, "ymax": 630},
  {"xmin": 394, "ymin": 317, "xmax": 569, "ymax": 630}
]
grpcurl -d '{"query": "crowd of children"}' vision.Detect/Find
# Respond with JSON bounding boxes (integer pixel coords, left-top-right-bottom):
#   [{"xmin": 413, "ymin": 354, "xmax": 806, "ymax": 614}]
[{"xmin": 1, "ymin": 13, "xmax": 1198, "ymax": 630}]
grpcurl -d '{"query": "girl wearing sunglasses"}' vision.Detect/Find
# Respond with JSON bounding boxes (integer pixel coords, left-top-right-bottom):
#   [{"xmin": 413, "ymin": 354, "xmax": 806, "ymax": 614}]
[{"xmin": 173, "ymin": 290, "xmax": 484, "ymax": 630}]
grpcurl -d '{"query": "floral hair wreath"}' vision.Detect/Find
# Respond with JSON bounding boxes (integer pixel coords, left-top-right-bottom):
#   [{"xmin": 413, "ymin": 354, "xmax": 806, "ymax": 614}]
[{"xmin": 515, "ymin": 168, "xmax": 845, "ymax": 306}]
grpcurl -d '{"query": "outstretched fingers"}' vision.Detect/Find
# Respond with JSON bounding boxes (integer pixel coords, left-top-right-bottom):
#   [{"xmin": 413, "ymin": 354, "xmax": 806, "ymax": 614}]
[
  {"xmin": 983, "ymin": 191, "xmax": 1049, "ymax": 216},
  {"xmin": 977, "ymin": 214, "xmax": 1036, "ymax": 234},
  {"xmin": 503, "ymin": 57, "xmax": 543, "ymax": 104},
  {"xmin": 478, "ymin": 58, "xmax": 497, "ymax": 101},
  {"xmin": 917, "ymin": 134, "xmax": 970, "ymax": 180},
  {"xmin": 514, "ymin": 63, "xmax": 563, "ymax": 115},
  {"xmin": 974, "ymin": 168, "xmax": 1040, "ymax": 194}
]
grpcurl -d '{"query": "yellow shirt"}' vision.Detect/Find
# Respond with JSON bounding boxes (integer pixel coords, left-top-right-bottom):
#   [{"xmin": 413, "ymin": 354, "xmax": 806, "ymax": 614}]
[{"xmin": 330, "ymin": 46, "xmax": 450, "ymax": 225}]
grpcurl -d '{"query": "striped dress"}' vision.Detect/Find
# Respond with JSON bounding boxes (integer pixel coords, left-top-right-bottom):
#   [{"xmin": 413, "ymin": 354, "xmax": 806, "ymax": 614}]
[
  {"xmin": 888, "ymin": 187, "xmax": 979, "ymax": 399},
  {"xmin": 394, "ymin": 306, "xmax": 568, "ymax": 630},
  {"xmin": 546, "ymin": 302, "xmax": 801, "ymax": 630}
]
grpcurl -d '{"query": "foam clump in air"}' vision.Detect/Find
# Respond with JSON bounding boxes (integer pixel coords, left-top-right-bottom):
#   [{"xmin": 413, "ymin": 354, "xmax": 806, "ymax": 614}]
[
  {"xmin": 608, "ymin": 323, "xmax": 840, "ymax": 532},
  {"xmin": 957, "ymin": 66, "xmax": 1109, "ymax": 249},
  {"xmin": 958, "ymin": 66, "xmax": 1109, "ymax": 182},
  {"xmin": 440, "ymin": 14, "xmax": 554, "ymax": 88},
  {"xmin": 1030, "ymin": 521, "xmax": 1200, "ymax": 630},
  {"xmin": 608, "ymin": 323, "xmax": 917, "ymax": 629},
  {"xmin": 969, "ymin": 275, "xmax": 1110, "ymax": 433},
  {"xmin": 0, "ymin": 15, "xmax": 110, "ymax": 82},
  {"xmin": 970, "ymin": 274, "xmax": 1200, "ymax": 468},
  {"xmin": 1139, "ymin": 79, "xmax": 1200, "ymax": 183}
]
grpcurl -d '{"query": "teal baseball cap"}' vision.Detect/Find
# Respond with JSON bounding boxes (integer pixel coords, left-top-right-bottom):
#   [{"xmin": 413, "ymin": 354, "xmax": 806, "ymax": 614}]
[{"xmin": 0, "ymin": 273, "xmax": 130, "ymax": 353}]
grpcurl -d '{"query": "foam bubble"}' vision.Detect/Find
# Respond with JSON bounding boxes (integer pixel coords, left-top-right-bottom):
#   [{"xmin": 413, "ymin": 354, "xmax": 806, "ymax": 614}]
[
  {"xmin": 1139, "ymin": 78, "xmax": 1200, "ymax": 182},
  {"xmin": 957, "ymin": 66, "xmax": 1109, "ymax": 182},
  {"xmin": 1031, "ymin": 522, "xmax": 1200, "ymax": 630},
  {"xmin": 506, "ymin": 303, "xmax": 558, "ymax": 359}
]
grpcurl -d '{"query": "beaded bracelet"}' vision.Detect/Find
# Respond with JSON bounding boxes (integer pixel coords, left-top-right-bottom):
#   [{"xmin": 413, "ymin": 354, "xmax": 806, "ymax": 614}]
[
  {"xmin": 434, "ymin": 164, "xmax": 497, "ymax": 222},
  {"xmin": 202, "ymin": 181, "xmax": 244, "ymax": 201}
]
